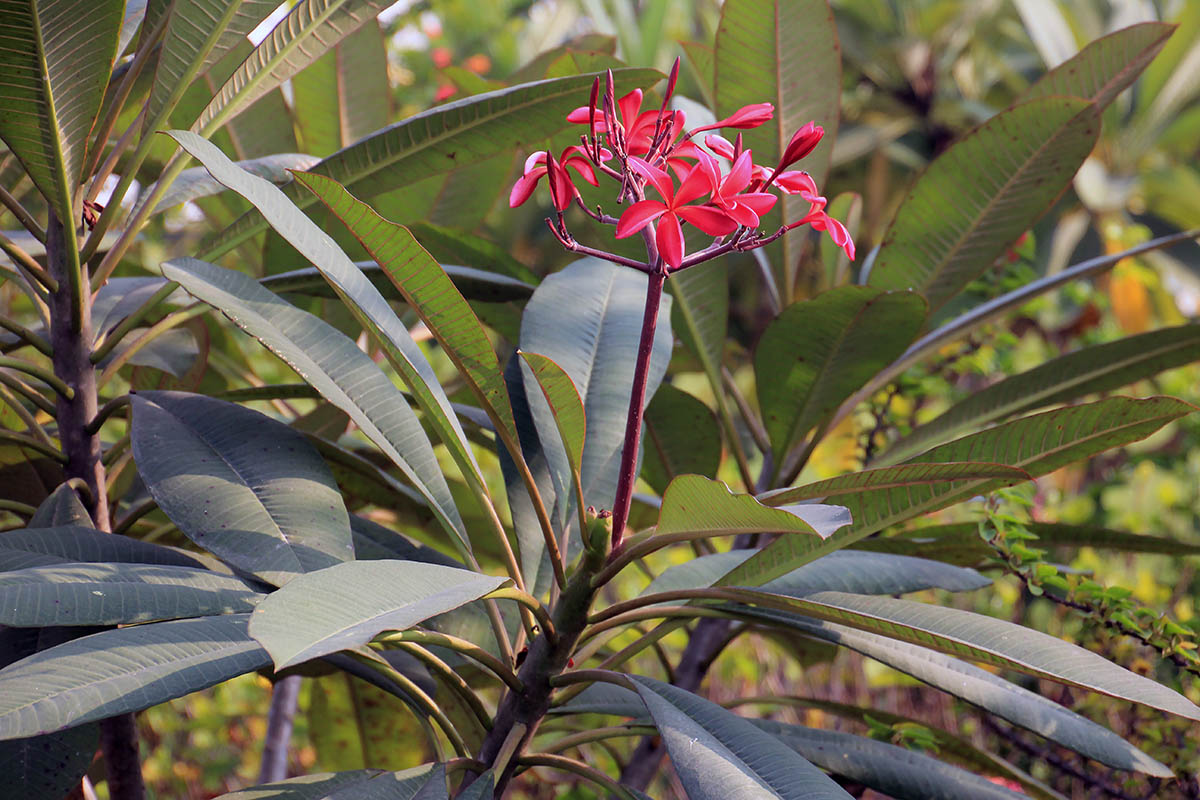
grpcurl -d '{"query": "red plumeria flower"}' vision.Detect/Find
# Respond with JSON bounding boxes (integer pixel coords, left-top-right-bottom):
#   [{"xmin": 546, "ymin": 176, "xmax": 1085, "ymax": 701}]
[
  {"xmin": 688, "ymin": 103, "xmax": 774, "ymax": 135},
  {"xmin": 773, "ymin": 170, "xmax": 822, "ymax": 201},
  {"xmin": 509, "ymin": 146, "xmax": 607, "ymax": 210},
  {"xmin": 567, "ymin": 89, "xmax": 681, "ymax": 156},
  {"xmin": 788, "ymin": 200, "xmax": 855, "ymax": 260},
  {"xmin": 709, "ymin": 150, "xmax": 777, "ymax": 228},
  {"xmin": 615, "ymin": 156, "xmax": 737, "ymax": 270},
  {"xmin": 703, "ymin": 134, "xmax": 737, "ymax": 161},
  {"xmin": 771, "ymin": 122, "xmax": 823, "ymax": 177}
]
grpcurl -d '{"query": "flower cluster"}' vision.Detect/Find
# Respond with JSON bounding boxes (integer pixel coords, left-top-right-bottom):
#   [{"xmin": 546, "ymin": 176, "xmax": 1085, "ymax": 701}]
[{"xmin": 510, "ymin": 62, "xmax": 854, "ymax": 272}]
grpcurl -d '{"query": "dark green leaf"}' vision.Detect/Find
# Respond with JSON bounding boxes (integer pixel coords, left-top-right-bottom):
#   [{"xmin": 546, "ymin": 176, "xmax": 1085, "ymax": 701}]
[
  {"xmin": 641, "ymin": 384, "xmax": 721, "ymax": 495},
  {"xmin": 867, "ymin": 98, "xmax": 1100, "ymax": 314},
  {"xmin": 0, "ymin": 723, "xmax": 99, "ymax": 799},
  {"xmin": 28, "ymin": 484, "xmax": 91, "ymax": 528},
  {"xmin": 0, "ymin": 526, "xmax": 207, "ymax": 569},
  {"xmin": 130, "ymin": 391, "xmax": 353, "ymax": 586},
  {"xmin": 658, "ymin": 475, "xmax": 848, "ymax": 544},
  {"xmin": 214, "ymin": 764, "xmax": 441, "ymax": 799},
  {"xmin": 261, "ymin": 264, "xmax": 534, "ymax": 304}
]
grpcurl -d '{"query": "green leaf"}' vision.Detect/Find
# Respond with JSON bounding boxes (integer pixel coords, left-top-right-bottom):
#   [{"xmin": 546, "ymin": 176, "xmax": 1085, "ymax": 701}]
[
  {"xmin": 723, "ymin": 397, "xmax": 1192, "ymax": 587},
  {"xmin": 307, "ymin": 670, "xmax": 434, "ymax": 771},
  {"xmin": 168, "ymin": 133, "xmax": 489, "ymax": 512},
  {"xmin": 782, "ymin": 617, "xmax": 1172, "ymax": 776},
  {"xmin": 0, "ymin": 0, "xmax": 123, "ymax": 218},
  {"xmin": 130, "ymin": 391, "xmax": 353, "ymax": 586},
  {"xmin": 756, "ymin": 720, "xmax": 1027, "ymax": 799},
  {"xmin": 278, "ymin": 19, "xmax": 390, "ymax": 157},
  {"xmin": 293, "ymin": 170, "xmax": 520, "ymax": 448},
  {"xmin": 0, "ymin": 562, "xmax": 262, "ymax": 626},
  {"xmin": 657, "ymin": 475, "xmax": 849, "ymax": 542},
  {"xmin": 867, "ymin": 98, "xmax": 1100, "ymax": 314},
  {"xmin": 261, "ymin": 263, "xmax": 533, "ymax": 304},
  {"xmin": 28, "ymin": 483, "xmax": 91, "ymax": 527},
  {"xmin": 518, "ymin": 351, "xmax": 586, "ymax": 483},
  {"xmin": 406, "ymin": 222, "xmax": 537, "ymax": 285},
  {"xmin": 161, "ymin": 257, "xmax": 468, "ymax": 554},
  {"xmin": 630, "ymin": 675, "xmax": 853, "ymax": 799},
  {"xmin": 862, "ymin": 522, "xmax": 1200, "ymax": 560},
  {"xmin": 0, "ymin": 723, "xmax": 98, "ymax": 799},
  {"xmin": 202, "ymin": 68, "xmax": 662, "ymax": 259},
  {"xmin": 518, "ymin": 258, "xmax": 673, "ymax": 537},
  {"xmin": 0, "ymin": 525, "xmax": 208, "ymax": 568},
  {"xmin": 668, "ymin": 260, "xmax": 727, "ymax": 408},
  {"xmin": 150, "ymin": 153, "xmax": 320, "ymax": 215},
  {"xmin": 643, "ymin": 550, "xmax": 988, "ymax": 598},
  {"xmin": 1021, "ymin": 22, "xmax": 1176, "ymax": 110},
  {"xmin": 143, "ymin": 0, "xmax": 278, "ymax": 135},
  {"xmin": 641, "ymin": 383, "xmax": 721, "ymax": 495},
  {"xmin": 726, "ymin": 589, "xmax": 1200, "ymax": 722},
  {"xmin": 349, "ymin": 516, "xmax": 463, "ymax": 568},
  {"xmin": 680, "ymin": 41, "xmax": 715, "ymax": 107},
  {"xmin": 192, "ymin": 0, "xmax": 392, "ymax": 136},
  {"xmin": 0, "ymin": 548, "xmax": 68, "ymax": 571},
  {"xmin": 880, "ymin": 323, "xmax": 1200, "ymax": 464},
  {"xmin": 248, "ymin": 560, "xmax": 507, "ymax": 669},
  {"xmin": 755, "ymin": 287, "xmax": 926, "ymax": 460},
  {"xmin": 0, "ymin": 614, "xmax": 268, "ymax": 739},
  {"xmin": 214, "ymin": 765, "xmax": 440, "ymax": 799}
]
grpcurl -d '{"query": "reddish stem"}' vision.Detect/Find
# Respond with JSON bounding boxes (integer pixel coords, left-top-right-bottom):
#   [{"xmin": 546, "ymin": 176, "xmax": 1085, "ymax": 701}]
[{"xmin": 609, "ymin": 262, "xmax": 666, "ymax": 550}]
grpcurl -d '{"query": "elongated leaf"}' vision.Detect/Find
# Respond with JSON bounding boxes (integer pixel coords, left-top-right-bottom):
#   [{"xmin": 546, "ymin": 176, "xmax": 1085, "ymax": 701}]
[
  {"xmin": 291, "ymin": 19, "xmax": 389, "ymax": 156},
  {"xmin": 0, "ymin": 614, "xmax": 268, "ymax": 739},
  {"xmin": 161, "ymin": 257, "xmax": 468, "ymax": 554},
  {"xmin": 519, "ymin": 352, "xmax": 586, "ymax": 482},
  {"xmin": 308, "ymin": 670, "xmax": 433, "ymax": 771},
  {"xmin": 881, "ymin": 323, "xmax": 1200, "ymax": 464},
  {"xmin": 0, "ymin": 525, "xmax": 207, "ymax": 568},
  {"xmin": 761, "ymin": 463, "xmax": 1031, "ymax": 507},
  {"xmin": 202, "ymin": 69, "xmax": 661, "ymax": 259},
  {"xmin": 0, "ymin": 563, "xmax": 262, "ymax": 626},
  {"xmin": 193, "ymin": 0, "xmax": 390, "ymax": 136},
  {"xmin": 249, "ymin": 560, "xmax": 507, "ymax": 669},
  {"xmin": 349, "ymin": 516, "xmax": 463, "ymax": 568},
  {"xmin": 28, "ymin": 483, "xmax": 91, "ymax": 527},
  {"xmin": 668, "ymin": 260, "xmax": 727, "ymax": 412},
  {"xmin": 144, "ymin": 0, "xmax": 278, "ymax": 134},
  {"xmin": 721, "ymin": 397, "xmax": 1192, "ymax": 587},
  {"xmin": 293, "ymin": 170, "xmax": 520, "ymax": 447},
  {"xmin": 215, "ymin": 765, "xmax": 439, "ymax": 799},
  {"xmin": 783, "ymin": 616, "xmax": 1171, "ymax": 775},
  {"xmin": 1022, "ymin": 22, "xmax": 1175, "ymax": 110},
  {"xmin": 0, "ymin": 0, "xmax": 123, "ymax": 218},
  {"xmin": 169, "ymin": 133, "xmax": 488, "ymax": 499},
  {"xmin": 262, "ymin": 263, "xmax": 533, "ymax": 304},
  {"xmin": 868, "ymin": 98, "xmax": 1100, "ymax": 314},
  {"xmin": 0, "ymin": 548, "xmax": 67, "ymax": 571},
  {"xmin": 407, "ymin": 222, "xmax": 537, "ymax": 284},
  {"xmin": 630, "ymin": 675, "xmax": 853, "ymax": 799},
  {"xmin": 641, "ymin": 383, "xmax": 721, "ymax": 495},
  {"xmin": 0, "ymin": 722, "xmax": 98, "ymax": 799},
  {"xmin": 130, "ymin": 391, "xmax": 353, "ymax": 586},
  {"xmin": 726, "ymin": 589, "xmax": 1200, "ymax": 721},
  {"xmin": 658, "ymin": 475, "xmax": 849, "ymax": 542},
  {"xmin": 518, "ymin": 258, "xmax": 673, "ymax": 545},
  {"xmin": 151, "ymin": 153, "xmax": 320, "ymax": 215},
  {"xmin": 644, "ymin": 550, "xmax": 987, "ymax": 597},
  {"xmin": 755, "ymin": 720, "xmax": 1026, "ymax": 799},
  {"xmin": 755, "ymin": 287, "xmax": 925, "ymax": 459}
]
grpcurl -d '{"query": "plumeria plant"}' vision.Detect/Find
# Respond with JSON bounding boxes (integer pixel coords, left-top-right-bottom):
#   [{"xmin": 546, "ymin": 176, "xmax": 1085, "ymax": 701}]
[{"xmin": 1, "ymin": 1, "xmax": 1200, "ymax": 799}]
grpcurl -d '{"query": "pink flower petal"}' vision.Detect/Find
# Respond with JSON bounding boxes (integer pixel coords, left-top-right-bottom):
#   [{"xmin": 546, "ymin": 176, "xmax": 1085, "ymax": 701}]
[
  {"xmin": 509, "ymin": 169, "xmax": 545, "ymax": 208},
  {"xmin": 616, "ymin": 200, "xmax": 667, "ymax": 238},
  {"xmin": 677, "ymin": 205, "xmax": 738, "ymax": 237},
  {"xmin": 736, "ymin": 192, "xmax": 777, "ymax": 216},
  {"xmin": 655, "ymin": 212, "xmax": 684, "ymax": 270},
  {"xmin": 627, "ymin": 156, "xmax": 676, "ymax": 203},
  {"xmin": 779, "ymin": 122, "xmax": 823, "ymax": 169},
  {"xmin": 704, "ymin": 134, "xmax": 736, "ymax": 160},
  {"xmin": 676, "ymin": 162, "xmax": 716, "ymax": 206}
]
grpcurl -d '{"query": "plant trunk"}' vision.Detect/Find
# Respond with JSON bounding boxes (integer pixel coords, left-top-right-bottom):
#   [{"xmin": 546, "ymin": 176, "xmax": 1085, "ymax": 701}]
[
  {"xmin": 258, "ymin": 675, "xmax": 302, "ymax": 783},
  {"xmin": 47, "ymin": 210, "xmax": 143, "ymax": 800}
]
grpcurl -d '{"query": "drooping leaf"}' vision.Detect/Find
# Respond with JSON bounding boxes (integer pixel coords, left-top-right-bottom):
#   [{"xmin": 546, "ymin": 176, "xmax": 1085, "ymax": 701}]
[
  {"xmin": 0, "ymin": 722, "xmax": 99, "ymax": 799},
  {"xmin": 723, "ymin": 589, "xmax": 1200, "ymax": 721},
  {"xmin": 192, "ymin": 0, "xmax": 392, "ymax": 136},
  {"xmin": 658, "ymin": 475, "xmax": 849, "ymax": 543},
  {"xmin": 0, "ymin": 562, "xmax": 263, "ymax": 626},
  {"xmin": 867, "ymin": 98, "xmax": 1100, "ymax": 314},
  {"xmin": 293, "ymin": 170, "xmax": 520, "ymax": 448},
  {"xmin": 756, "ymin": 720, "xmax": 1027, "ymax": 799},
  {"xmin": 519, "ymin": 351, "xmax": 586, "ymax": 484},
  {"xmin": 1021, "ymin": 22, "xmax": 1176, "ymax": 110},
  {"xmin": 0, "ymin": 0, "xmax": 123, "ymax": 218},
  {"xmin": 630, "ymin": 675, "xmax": 853, "ymax": 799},
  {"xmin": 349, "ymin": 516, "xmax": 463, "ymax": 568},
  {"xmin": 307, "ymin": 671, "xmax": 433, "ymax": 771},
  {"xmin": 0, "ymin": 614, "xmax": 269, "ymax": 739},
  {"xmin": 161, "ymin": 257, "xmax": 468, "ymax": 554},
  {"xmin": 641, "ymin": 383, "xmax": 722, "ymax": 495},
  {"xmin": 880, "ymin": 323, "xmax": 1200, "ymax": 464},
  {"xmin": 249, "ymin": 560, "xmax": 507, "ymax": 669},
  {"xmin": 264, "ymin": 263, "xmax": 533, "ymax": 305},
  {"xmin": 643, "ymin": 550, "xmax": 987, "ymax": 598},
  {"xmin": 214, "ymin": 764, "xmax": 440, "ymax": 800},
  {"xmin": 0, "ymin": 525, "xmax": 207, "ymax": 568},
  {"xmin": 755, "ymin": 286, "xmax": 926, "ymax": 461},
  {"xmin": 721, "ymin": 397, "xmax": 1193, "ymax": 587},
  {"xmin": 291, "ymin": 19, "xmax": 390, "ymax": 156},
  {"xmin": 783, "ymin": 616, "xmax": 1172, "ymax": 776},
  {"xmin": 202, "ymin": 69, "xmax": 662, "ymax": 259},
  {"xmin": 130, "ymin": 391, "xmax": 353, "ymax": 586},
  {"xmin": 143, "ymin": 0, "xmax": 278, "ymax": 135},
  {"xmin": 151, "ymin": 153, "xmax": 320, "ymax": 215}
]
